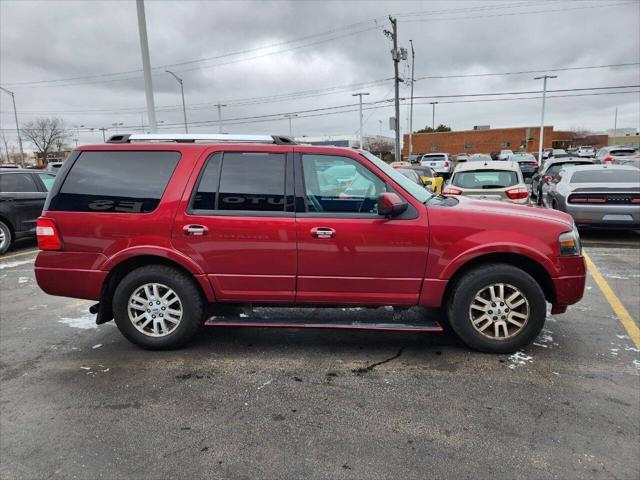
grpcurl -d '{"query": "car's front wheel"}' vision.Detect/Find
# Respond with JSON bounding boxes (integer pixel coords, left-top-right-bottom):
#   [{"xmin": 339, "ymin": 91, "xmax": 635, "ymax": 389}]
[
  {"xmin": 112, "ymin": 265, "xmax": 204, "ymax": 349},
  {"xmin": 447, "ymin": 264, "xmax": 546, "ymax": 353},
  {"xmin": 0, "ymin": 220, "xmax": 12, "ymax": 255}
]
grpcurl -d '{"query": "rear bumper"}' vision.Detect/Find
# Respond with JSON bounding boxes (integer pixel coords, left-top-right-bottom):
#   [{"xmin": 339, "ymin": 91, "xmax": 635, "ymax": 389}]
[
  {"xmin": 566, "ymin": 204, "xmax": 640, "ymax": 228},
  {"xmin": 35, "ymin": 266, "xmax": 107, "ymax": 300}
]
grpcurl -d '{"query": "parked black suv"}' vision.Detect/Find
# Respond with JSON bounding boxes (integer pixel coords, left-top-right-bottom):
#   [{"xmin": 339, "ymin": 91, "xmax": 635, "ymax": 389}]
[{"xmin": 0, "ymin": 169, "xmax": 55, "ymax": 254}]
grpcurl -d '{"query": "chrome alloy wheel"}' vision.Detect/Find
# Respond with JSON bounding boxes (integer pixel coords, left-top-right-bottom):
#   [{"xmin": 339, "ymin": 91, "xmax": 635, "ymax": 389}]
[
  {"xmin": 0, "ymin": 228, "xmax": 6, "ymax": 251},
  {"xmin": 127, "ymin": 283, "xmax": 183, "ymax": 337},
  {"xmin": 468, "ymin": 283, "xmax": 529, "ymax": 339}
]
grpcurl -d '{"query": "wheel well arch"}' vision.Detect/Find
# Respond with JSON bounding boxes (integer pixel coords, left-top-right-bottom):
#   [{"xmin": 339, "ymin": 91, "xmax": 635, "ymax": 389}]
[
  {"xmin": 0, "ymin": 214, "xmax": 14, "ymax": 239},
  {"xmin": 97, "ymin": 255, "xmax": 209, "ymax": 324},
  {"xmin": 442, "ymin": 252, "xmax": 556, "ymax": 306}
]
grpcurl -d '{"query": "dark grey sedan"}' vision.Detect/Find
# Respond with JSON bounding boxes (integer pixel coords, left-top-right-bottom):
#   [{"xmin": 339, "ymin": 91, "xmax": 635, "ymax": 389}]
[{"xmin": 543, "ymin": 164, "xmax": 640, "ymax": 230}]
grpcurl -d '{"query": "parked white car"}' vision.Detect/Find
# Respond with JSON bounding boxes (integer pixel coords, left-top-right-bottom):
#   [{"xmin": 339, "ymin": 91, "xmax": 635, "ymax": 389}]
[
  {"xmin": 498, "ymin": 149, "xmax": 514, "ymax": 160},
  {"xmin": 420, "ymin": 153, "xmax": 452, "ymax": 177},
  {"xmin": 444, "ymin": 160, "xmax": 529, "ymax": 204},
  {"xmin": 577, "ymin": 146, "xmax": 595, "ymax": 158}
]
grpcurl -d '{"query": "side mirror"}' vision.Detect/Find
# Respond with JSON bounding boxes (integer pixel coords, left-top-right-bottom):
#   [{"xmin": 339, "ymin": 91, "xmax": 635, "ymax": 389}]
[{"xmin": 378, "ymin": 192, "xmax": 408, "ymax": 217}]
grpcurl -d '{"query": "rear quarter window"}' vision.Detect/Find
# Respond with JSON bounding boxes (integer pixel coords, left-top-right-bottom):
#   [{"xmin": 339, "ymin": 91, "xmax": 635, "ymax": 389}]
[{"xmin": 49, "ymin": 151, "xmax": 180, "ymax": 213}]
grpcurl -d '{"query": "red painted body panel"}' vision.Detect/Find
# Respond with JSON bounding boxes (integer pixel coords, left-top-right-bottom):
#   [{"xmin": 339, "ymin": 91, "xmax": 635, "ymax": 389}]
[{"xmin": 34, "ymin": 142, "xmax": 586, "ymax": 314}]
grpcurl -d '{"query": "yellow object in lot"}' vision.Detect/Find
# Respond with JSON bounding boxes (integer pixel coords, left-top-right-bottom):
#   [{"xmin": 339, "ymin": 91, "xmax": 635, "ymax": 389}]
[{"xmin": 410, "ymin": 166, "xmax": 444, "ymax": 194}]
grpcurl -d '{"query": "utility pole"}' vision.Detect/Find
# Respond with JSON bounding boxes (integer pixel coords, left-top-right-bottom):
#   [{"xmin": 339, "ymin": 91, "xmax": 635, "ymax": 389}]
[
  {"xmin": 429, "ymin": 101, "xmax": 438, "ymax": 130},
  {"xmin": 99, "ymin": 128, "xmax": 108, "ymax": 142},
  {"xmin": 0, "ymin": 86, "xmax": 25, "ymax": 166},
  {"xmin": 213, "ymin": 103, "xmax": 226, "ymax": 133},
  {"xmin": 136, "ymin": 0, "xmax": 157, "ymax": 133},
  {"xmin": 613, "ymin": 107, "xmax": 618, "ymax": 144},
  {"xmin": 284, "ymin": 113, "xmax": 298, "ymax": 137},
  {"xmin": 166, "ymin": 70, "xmax": 188, "ymax": 133},
  {"xmin": 408, "ymin": 39, "xmax": 415, "ymax": 162},
  {"xmin": 73, "ymin": 125, "xmax": 85, "ymax": 146},
  {"xmin": 388, "ymin": 16, "xmax": 401, "ymax": 162},
  {"xmin": 534, "ymin": 75, "xmax": 557, "ymax": 162},
  {"xmin": 352, "ymin": 92, "xmax": 370, "ymax": 149}
]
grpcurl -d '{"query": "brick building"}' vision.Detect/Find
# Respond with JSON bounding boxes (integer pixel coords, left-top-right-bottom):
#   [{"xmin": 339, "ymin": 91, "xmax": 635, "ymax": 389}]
[{"xmin": 403, "ymin": 126, "xmax": 552, "ymax": 158}]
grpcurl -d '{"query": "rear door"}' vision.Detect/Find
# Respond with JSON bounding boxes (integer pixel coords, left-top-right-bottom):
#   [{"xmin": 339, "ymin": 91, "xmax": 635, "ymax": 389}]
[
  {"xmin": 0, "ymin": 172, "xmax": 47, "ymax": 234},
  {"xmin": 171, "ymin": 146, "xmax": 297, "ymax": 303},
  {"xmin": 294, "ymin": 148, "xmax": 429, "ymax": 306}
]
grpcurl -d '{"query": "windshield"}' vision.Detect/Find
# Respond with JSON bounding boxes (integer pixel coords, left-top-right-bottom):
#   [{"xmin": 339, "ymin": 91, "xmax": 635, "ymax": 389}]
[
  {"xmin": 513, "ymin": 153, "xmax": 535, "ymax": 162},
  {"xmin": 452, "ymin": 170, "xmax": 519, "ymax": 189},
  {"xmin": 469, "ymin": 154, "xmax": 492, "ymax": 162},
  {"xmin": 361, "ymin": 151, "xmax": 431, "ymax": 203},
  {"xmin": 546, "ymin": 162, "xmax": 591, "ymax": 176}
]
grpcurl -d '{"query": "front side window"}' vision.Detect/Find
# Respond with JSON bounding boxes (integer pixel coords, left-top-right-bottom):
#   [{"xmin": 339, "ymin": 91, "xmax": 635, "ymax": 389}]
[
  {"xmin": 0, "ymin": 173, "xmax": 39, "ymax": 193},
  {"xmin": 302, "ymin": 154, "xmax": 386, "ymax": 214},
  {"xmin": 49, "ymin": 151, "xmax": 180, "ymax": 213},
  {"xmin": 192, "ymin": 152, "xmax": 287, "ymax": 212}
]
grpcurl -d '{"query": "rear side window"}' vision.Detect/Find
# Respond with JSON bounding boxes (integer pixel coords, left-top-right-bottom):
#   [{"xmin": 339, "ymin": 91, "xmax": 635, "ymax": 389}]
[
  {"xmin": 191, "ymin": 151, "xmax": 289, "ymax": 213},
  {"xmin": 0, "ymin": 173, "xmax": 39, "ymax": 192},
  {"xmin": 49, "ymin": 151, "xmax": 180, "ymax": 213},
  {"xmin": 609, "ymin": 149, "xmax": 636, "ymax": 156}
]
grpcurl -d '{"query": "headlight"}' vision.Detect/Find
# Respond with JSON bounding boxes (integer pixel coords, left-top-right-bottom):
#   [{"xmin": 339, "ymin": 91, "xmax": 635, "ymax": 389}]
[{"xmin": 559, "ymin": 225, "xmax": 581, "ymax": 256}]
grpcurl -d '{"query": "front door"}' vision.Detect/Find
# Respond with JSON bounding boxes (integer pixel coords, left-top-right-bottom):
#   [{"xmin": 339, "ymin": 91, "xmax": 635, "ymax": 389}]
[
  {"xmin": 172, "ymin": 147, "xmax": 297, "ymax": 303},
  {"xmin": 294, "ymin": 150, "xmax": 429, "ymax": 306}
]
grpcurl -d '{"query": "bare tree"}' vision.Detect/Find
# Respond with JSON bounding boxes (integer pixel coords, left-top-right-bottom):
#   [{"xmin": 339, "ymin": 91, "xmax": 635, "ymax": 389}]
[
  {"xmin": 21, "ymin": 117, "xmax": 68, "ymax": 166},
  {"xmin": 0, "ymin": 132, "xmax": 10, "ymax": 163}
]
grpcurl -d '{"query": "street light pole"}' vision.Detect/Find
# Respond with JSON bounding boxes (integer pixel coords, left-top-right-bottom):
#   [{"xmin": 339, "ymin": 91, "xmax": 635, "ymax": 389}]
[
  {"xmin": 388, "ymin": 15, "xmax": 401, "ymax": 162},
  {"xmin": 613, "ymin": 107, "xmax": 618, "ymax": 143},
  {"xmin": 213, "ymin": 103, "xmax": 226, "ymax": 133},
  {"xmin": 0, "ymin": 86, "xmax": 25, "ymax": 166},
  {"xmin": 165, "ymin": 70, "xmax": 188, "ymax": 133},
  {"xmin": 352, "ymin": 92, "xmax": 370, "ymax": 149},
  {"xmin": 429, "ymin": 101, "xmax": 438, "ymax": 130},
  {"xmin": 534, "ymin": 75, "xmax": 557, "ymax": 162},
  {"xmin": 284, "ymin": 113, "xmax": 298, "ymax": 137},
  {"xmin": 136, "ymin": 0, "xmax": 157, "ymax": 133},
  {"xmin": 408, "ymin": 39, "xmax": 415, "ymax": 161}
]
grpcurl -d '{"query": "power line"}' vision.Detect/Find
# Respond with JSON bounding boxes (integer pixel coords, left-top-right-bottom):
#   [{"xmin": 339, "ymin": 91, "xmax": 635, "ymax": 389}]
[{"xmin": 4, "ymin": 63, "xmax": 637, "ymax": 116}]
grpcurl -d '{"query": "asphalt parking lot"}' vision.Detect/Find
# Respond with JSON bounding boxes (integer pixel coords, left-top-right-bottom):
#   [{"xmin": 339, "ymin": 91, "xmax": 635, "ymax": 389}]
[{"xmin": 1, "ymin": 232, "xmax": 639, "ymax": 480}]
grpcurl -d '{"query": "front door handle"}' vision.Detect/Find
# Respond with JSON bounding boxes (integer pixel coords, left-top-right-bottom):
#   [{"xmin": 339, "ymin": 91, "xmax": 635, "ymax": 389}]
[
  {"xmin": 311, "ymin": 227, "xmax": 336, "ymax": 239},
  {"xmin": 183, "ymin": 224, "xmax": 208, "ymax": 236}
]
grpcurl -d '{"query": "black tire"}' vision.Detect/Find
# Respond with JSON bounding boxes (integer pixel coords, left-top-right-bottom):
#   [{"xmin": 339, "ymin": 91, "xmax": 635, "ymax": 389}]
[
  {"xmin": 112, "ymin": 265, "xmax": 204, "ymax": 350},
  {"xmin": 447, "ymin": 264, "xmax": 546, "ymax": 354},
  {"xmin": 0, "ymin": 220, "xmax": 12, "ymax": 255}
]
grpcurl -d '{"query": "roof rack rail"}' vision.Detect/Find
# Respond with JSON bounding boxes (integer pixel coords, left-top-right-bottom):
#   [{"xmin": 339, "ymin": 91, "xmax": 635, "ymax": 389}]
[{"xmin": 106, "ymin": 133, "xmax": 297, "ymax": 145}]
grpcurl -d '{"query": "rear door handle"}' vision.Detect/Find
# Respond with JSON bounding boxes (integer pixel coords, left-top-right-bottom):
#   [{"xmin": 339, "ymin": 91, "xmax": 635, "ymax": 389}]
[
  {"xmin": 183, "ymin": 224, "xmax": 208, "ymax": 236},
  {"xmin": 311, "ymin": 227, "xmax": 336, "ymax": 239}
]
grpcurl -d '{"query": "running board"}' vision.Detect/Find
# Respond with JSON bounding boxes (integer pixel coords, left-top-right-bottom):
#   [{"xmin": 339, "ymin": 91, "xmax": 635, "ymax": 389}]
[{"xmin": 203, "ymin": 307, "xmax": 443, "ymax": 332}]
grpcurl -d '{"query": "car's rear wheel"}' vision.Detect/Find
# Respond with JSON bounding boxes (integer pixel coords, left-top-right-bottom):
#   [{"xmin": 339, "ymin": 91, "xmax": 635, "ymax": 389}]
[
  {"xmin": 0, "ymin": 221, "xmax": 12, "ymax": 255},
  {"xmin": 447, "ymin": 264, "xmax": 546, "ymax": 353},
  {"xmin": 113, "ymin": 265, "xmax": 204, "ymax": 349}
]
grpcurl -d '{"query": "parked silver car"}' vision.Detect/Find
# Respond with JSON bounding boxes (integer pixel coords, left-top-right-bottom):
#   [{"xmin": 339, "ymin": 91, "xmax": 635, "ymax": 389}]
[
  {"xmin": 444, "ymin": 160, "xmax": 529, "ymax": 204},
  {"xmin": 543, "ymin": 164, "xmax": 640, "ymax": 230},
  {"xmin": 420, "ymin": 153, "xmax": 452, "ymax": 177},
  {"xmin": 594, "ymin": 146, "xmax": 638, "ymax": 164},
  {"xmin": 531, "ymin": 157, "xmax": 595, "ymax": 204}
]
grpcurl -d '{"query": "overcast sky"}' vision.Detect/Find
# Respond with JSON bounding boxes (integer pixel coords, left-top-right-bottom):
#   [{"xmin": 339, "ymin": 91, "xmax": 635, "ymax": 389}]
[{"xmin": 1, "ymin": 0, "xmax": 638, "ymax": 150}]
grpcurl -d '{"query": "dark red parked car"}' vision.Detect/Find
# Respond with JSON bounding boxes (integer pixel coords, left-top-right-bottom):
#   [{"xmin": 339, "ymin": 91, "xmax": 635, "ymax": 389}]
[{"xmin": 35, "ymin": 134, "xmax": 586, "ymax": 353}]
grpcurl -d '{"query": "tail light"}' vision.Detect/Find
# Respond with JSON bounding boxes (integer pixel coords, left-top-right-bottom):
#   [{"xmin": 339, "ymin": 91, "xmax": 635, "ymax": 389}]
[
  {"xmin": 505, "ymin": 187, "xmax": 529, "ymax": 200},
  {"xmin": 631, "ymin": 196, "xmax": 640, "ymax": 204},
  {"xmin": 36, "ymin": 217, "xmax": 62, "ymax": 250},
  {"xmin": 568, "ymin": 196, "xmax": 607, "ymax": 204},
  {"xmin": 603, "ymin": 155, "xmax": 614, "ymax": 163},
  {"xmin": 443, "ymin": 187, "xmax": 462, "ymax": 195},
  {"xmin": 443, "ymin": 161, "xmax": 449, "ymax": 168}
]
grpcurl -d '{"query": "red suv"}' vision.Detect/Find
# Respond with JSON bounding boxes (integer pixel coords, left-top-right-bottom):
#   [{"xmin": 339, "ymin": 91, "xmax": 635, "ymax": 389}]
[{"xmin": 35, "ymin": 134, "xmax": 586, "ymax": 353}]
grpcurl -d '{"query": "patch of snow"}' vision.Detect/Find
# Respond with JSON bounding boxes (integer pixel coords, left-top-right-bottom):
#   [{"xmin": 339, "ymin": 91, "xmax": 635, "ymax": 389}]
[
  {"xmin": 633, "ymin": 360, "xmax": 640, "ymax": 370},
  {"xmin": 92, "ymin": 344, "xmax": 102, "ymax": 349},
  {"xmin": 18, "ymin": 277, "xmax": 29, "ymax": 284},
  {"xmin": 28, "ymin": 304, "xmax": 46, "ymax": 311},
  {"xmin": 507, "ymin": 351, "xmax": 533, "ymax": 369},
  {"xmin": 58, "ymin": 313, "xmax": 97, "ymax": 330},
  {"xmin": 0, "ymin": 259, "xmax": 34, "ymax": 270},
  {"xmin": 616, "ymin": 334, "xmax": 630, "ymax": 340}
]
